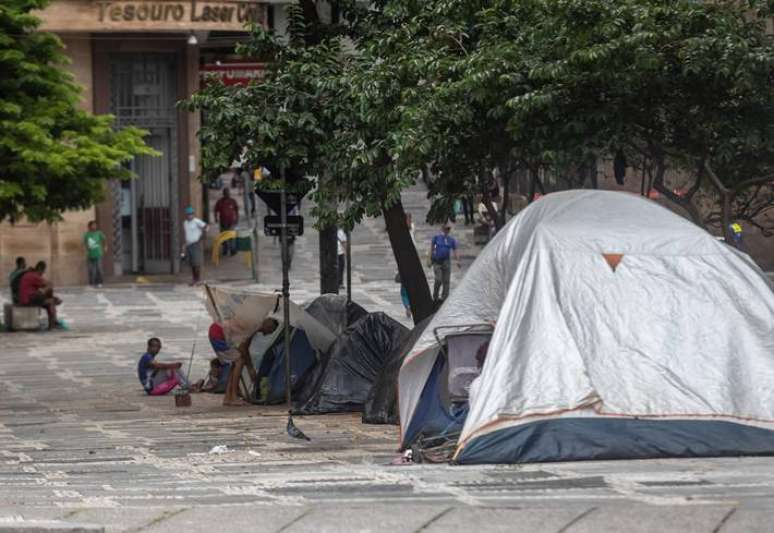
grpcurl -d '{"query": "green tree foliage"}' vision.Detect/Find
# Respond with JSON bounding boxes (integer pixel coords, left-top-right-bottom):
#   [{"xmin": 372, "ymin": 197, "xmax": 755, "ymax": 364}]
[
  {"xmin": 188, "ymin": 2, "xmax": 437, "ymax": 321},
  {"xmin": 0, "ymin": 0, "xmax": 154, "ymax": 223},
  {"xmin": 189, "ymin": 0, "xmax": 774, "ymax": 313}
]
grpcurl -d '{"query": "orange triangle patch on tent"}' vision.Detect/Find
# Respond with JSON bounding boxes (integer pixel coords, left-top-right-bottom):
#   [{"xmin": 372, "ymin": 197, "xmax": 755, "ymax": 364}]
[{"xmin": 603, "ymin": 253, "xmax": 624, "ymax": 272}]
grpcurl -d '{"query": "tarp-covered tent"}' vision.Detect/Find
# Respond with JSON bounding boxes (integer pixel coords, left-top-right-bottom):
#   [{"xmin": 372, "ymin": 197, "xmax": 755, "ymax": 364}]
[
  {"xmin": 204, "ymin": 284, "xmax": 336, "ymax": 350},
  {"xmin": 298, "ymin": 312, "xmax": 409, "ymax": 414},
  {"xmin": 204, "ymin": 284, "xmax": 337, "ymax": 402},
  {"xmin": 362, "ymin": 316, "xmax": 432, "ymax": 425},
  {"xmin": 398, "ymin": 190, "xmax": 774, "ymax": 464},
  {"xmin": 304, "ymin": 294, "xmax": 368, "ymax": 337}
]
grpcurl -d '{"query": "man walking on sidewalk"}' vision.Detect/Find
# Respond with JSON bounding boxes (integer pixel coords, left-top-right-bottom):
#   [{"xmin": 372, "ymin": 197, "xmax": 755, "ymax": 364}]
[
  {"xmin": 213, "ymin": 188, "xmax": 239, "ymax": 257},
  {"xmin": 182, "ymin": 206, "xmax": 208, "ymax": 286},
  {"xmin": 83, "ymin": 220, "xmax": 106, "ymax": 287},
  {"xmin": 429, "ymin": 224, "xmax": 461, "ymax": 305}
]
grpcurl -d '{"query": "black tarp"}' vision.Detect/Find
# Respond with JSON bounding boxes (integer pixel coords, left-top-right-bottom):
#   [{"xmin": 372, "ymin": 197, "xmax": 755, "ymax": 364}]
[
  {"xmin": 362, "ymin": 316, "xmax": 432, "ymax": 425},
  {"xmin": 296, "ymin": 312, "xmax": 409, "ymax": 414},
  {"xmin": 304, "ymin": 294, "xmax": 368, "ymax": 337}
]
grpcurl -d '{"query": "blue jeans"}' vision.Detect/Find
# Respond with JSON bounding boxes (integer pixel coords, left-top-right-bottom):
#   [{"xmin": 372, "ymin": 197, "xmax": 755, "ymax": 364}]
[{"xmin": 87, "ymin": 258, "xmax": 103, "ymax": 286}]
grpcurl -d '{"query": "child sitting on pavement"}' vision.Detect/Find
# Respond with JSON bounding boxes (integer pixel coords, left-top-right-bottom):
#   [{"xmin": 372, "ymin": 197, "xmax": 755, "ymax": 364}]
[
  {"xmin": 137, "ymin": 337, "xmax": 190, "ymax": 396},
  {"xmin": 194, "ymin": 358, "xmax": 230, "ymax": 393}
]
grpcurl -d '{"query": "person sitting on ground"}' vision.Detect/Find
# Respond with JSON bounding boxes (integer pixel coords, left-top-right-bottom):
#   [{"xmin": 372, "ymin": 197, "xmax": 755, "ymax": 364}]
[
  {"xmin": 209, "ymin": 322, "xmax": 258, "ymax": 406},
  {"xmin": 137, "ymin": 338, "xmax": 190, "ymax": 396},
  {"xmin": 9, "ymin": 256, "xmax": 28, "ymax": 305},
  {"xmin": 195, "ymin": 358, "xmax": 230, "ymax": 393},
  {"xmin": 18, "ymin": 261, "xmax": 62, "ymax": 330}
]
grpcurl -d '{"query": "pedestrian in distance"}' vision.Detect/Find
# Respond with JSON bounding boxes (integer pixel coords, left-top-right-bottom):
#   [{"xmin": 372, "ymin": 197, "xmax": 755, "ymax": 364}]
[
  {"xmin": 461, "ymin": 195, "xmax": 475, "ymax": 225},
  {"xmin": 213, "ymin": 188, "xmax": 239, "ymax": 257},
  {"xmin": 428, "ymin": 224, "xmax": 461, "ymax": 305},
  {"xmin": 83, "ymin": 220, "xmax": 106, "ymax": 287},
  {"xmin": 181, "ymin": 206, "xmax": 208, "ymax": 286},
  {"xmin": 18, "ymin": 261, "xmax": 63, "ymax": 330},
  {"xmin": 729, "ymin": 222, "xmax": 746, "ymax": 252},
  {"xmin": 337, "ymin": 227, "xmax": 347, "ymax": 290},
  {"xmin": 137, "ymin": 337, "xmax": 190, "ymax": 396},
  {"xmin": 8, "ymin": 256, "xmax": 27, "ymax": 305}
]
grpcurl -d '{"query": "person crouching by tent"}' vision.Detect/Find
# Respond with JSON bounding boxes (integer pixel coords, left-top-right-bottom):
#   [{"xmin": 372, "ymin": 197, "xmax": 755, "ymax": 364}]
[
  {"xmin": 248, "ymin": 317, "xmax": 282, "ymax": 398},
  {"xmin": 137, "ymin": 338, "xmax": 190, "ymax": 396},
  {"xmin": 209, "ymin": 322, "xmax": 258, "ymax": 406}
]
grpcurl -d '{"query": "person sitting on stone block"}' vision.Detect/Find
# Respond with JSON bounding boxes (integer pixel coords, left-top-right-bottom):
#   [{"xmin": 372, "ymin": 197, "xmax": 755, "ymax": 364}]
[
  {"xmin": 18, "ymin": 261, "xmax": 62, "ymax": 330},
  {"xmin": 137, "ymin": 338, "xmax": 190, "ymax": 396},
  {"xmin": 8, "ymin": 256, "xmax": 28, "ymax": 305}
]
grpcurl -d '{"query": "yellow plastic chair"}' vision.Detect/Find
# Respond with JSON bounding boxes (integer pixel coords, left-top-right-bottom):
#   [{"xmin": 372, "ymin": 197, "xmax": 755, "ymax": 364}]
[{"xmin": 211, "ymin": 230, "xmax": 252, "ymax": 268}]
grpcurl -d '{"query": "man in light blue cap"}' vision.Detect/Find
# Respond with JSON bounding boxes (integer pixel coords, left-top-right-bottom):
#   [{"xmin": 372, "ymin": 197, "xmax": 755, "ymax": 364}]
[{"xmin": 181, "ymin": 206, "xmax": 208, "ymax": 285}]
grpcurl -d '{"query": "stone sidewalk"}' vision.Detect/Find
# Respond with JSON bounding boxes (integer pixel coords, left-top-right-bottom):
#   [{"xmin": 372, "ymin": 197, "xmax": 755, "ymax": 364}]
[{"xmin": 0, "ymin": 285, "xmax": 773, "ymax": 532}]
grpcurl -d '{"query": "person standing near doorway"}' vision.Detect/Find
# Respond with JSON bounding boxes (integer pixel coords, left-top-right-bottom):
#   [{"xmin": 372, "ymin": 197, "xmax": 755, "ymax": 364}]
[
  {"xmin": 83, "ymin": 220, "xmax": 106, "ymax": 288},
  {"xmin": 213, "ymin": 188, "xmax": 239, "ymax": 257},
  {"xmin": 428, "ymin": 224, "xmax": 461, "ymax": 305},
  {"xmin": 337, "ymin": 227, "xmax": 348, "ymax": 290},
  {"xmin": 182, "ymin": 206, "xmax": 208, "ymax": 286}
]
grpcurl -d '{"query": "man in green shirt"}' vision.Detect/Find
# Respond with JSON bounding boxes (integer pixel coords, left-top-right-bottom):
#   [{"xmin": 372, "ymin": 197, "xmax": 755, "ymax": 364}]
[
  {"xmin": 8, "ymin": 256, "xmax": 28, "ymax": 304},
  {"xmin": 83, "ymin": 220, "xmax": 106, "ymax": 287}
]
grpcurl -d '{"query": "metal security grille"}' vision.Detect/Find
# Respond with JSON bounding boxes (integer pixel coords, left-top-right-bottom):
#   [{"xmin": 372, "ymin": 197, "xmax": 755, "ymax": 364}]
[{"xmin": 110, "ymin": 55, "xmax": 179, "ymax": 274}]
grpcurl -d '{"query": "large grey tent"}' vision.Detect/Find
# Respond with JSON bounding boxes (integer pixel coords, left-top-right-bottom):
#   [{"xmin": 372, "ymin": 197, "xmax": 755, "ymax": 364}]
[{"xmin": 398, "ymin": 190, "xmax": 774, "ymax": 464}]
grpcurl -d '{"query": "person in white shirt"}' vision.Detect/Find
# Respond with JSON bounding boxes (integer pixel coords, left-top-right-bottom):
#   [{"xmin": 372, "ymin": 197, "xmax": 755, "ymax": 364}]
[
  {"xmin": 337, "ymin": 228, "xmax": 347, "ymax": 290},
  {"xmin": 181, "ymin": 206, "xmax": 208, "ymax": 286}
]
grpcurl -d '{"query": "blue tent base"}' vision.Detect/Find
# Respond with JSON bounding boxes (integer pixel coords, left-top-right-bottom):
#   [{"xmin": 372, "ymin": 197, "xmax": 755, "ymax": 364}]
[{"xmin": 455, "ymin": 418, "xmax": 774, "ymax": 464}]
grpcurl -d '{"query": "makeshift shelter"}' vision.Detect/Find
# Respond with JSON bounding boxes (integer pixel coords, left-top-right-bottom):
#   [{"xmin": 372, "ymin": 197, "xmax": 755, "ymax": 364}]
[
  {"xmin": 304, "ymin": 294, "xmax": 368, "ymax": 337},
  {"xmin": 204, "ymin": 284, "xmax": 337, "ymax": 403},
  {"xmin": 398, "ymin": 190, "xmax": 774, "ymax": 464},
  {"xmin": 298, "ymin": 312, "xmax": 409, "ymax": 414},
  {"xmin": 362, "ymin": 316, "xmax": 432, "ymax": 425}
]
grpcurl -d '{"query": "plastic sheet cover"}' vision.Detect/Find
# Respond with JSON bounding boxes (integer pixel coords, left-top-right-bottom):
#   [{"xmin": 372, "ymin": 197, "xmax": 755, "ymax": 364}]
[
  {"xmin": 362, "ymin": 316, "xmax": 431, "ymax": 425},
  {"xmin": 304, "ymin": 294, "xmax": 368, "ymax": 337},
  {"xmin": 203, "ymin": 284, "xmax": 336, "ymax": 352},
  {"xmin": 299, "ymin": 312, "xmax": 409, "ymax": 414},
  {"xmin": 398, "ymin": 190, "xmax": 774, "ymax": 458}
]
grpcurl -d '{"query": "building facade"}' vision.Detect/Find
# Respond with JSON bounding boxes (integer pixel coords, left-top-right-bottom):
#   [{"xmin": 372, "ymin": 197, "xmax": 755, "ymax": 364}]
[{"xmin": 0, "ymin": 0, "xmax": 279, "ymax": 285}]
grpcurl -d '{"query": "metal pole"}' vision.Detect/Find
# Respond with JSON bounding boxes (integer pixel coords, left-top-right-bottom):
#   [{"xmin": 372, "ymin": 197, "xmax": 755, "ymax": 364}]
[
  {"xmin": 346, "ymin": 180, "xmax": 352, "ymax": 303},
  {"xmin": 280, "ymin": 180, "xmax": 291, "ymax": 413},
  {"xmin": 346, "ymin": 227, "xmax": 351, "ymax": 303},
  {"xmin": 279, "ymin": 172, "xmax": 308, "ymax": 441},
  {"xmin": 251, "ymin": 222, "xmax": 259, "ymax": 283}
]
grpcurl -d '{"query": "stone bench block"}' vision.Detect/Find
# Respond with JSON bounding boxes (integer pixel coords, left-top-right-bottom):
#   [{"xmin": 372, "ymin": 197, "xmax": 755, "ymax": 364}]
[{"xmin": 3, "ymin": 304, "xmax": 41, "ymax": 332}]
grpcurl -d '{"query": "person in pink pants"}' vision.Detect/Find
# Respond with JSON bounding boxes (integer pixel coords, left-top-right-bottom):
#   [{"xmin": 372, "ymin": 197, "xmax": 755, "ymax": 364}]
[{"xmin": 137, "ymin": 338, "xmax": 190, "ymax": 396}]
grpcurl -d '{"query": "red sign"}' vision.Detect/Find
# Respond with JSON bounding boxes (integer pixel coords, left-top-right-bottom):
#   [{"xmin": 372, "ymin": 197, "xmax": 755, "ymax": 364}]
[{"xmin": 200, "ymin": 63, "xmax": 266, "ymax": 86}]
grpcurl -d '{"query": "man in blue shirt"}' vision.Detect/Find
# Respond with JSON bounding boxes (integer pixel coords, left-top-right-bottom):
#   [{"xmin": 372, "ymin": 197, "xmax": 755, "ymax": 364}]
[
  {"xmin": 428, "ymin": 224, "xmax": 461, "ymax": 303},
  {"xmin": 137, "ymin": 338, "xmax": 190, "ymax": 395}
]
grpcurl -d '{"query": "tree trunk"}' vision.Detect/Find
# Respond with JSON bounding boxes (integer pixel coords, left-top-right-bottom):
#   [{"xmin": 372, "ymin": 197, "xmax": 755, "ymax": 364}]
[
  {"xmin": 721, "ymin": 191, "xmax": 733, "ymax": 243},
  {"xmin": 383, "ymin": 199, "xmax": 434, "ymax": 324},
  {"xmin": 319, "ymin": 224, "xmax": 339, "ymax": 294},
  {"xmin": 527, "ymin": 168, "xmax": 545, "ymax": 203},
  {"xmin": 589, "ymin": 160, "xmax": 599, "ymax": 189},
  {"xmin": 480, "ymin": 169, "xmax": 502, "ymax": 231},
  {"xmin": 499, "ymin": 166, "xmax": 511, "ymax": 228}
]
